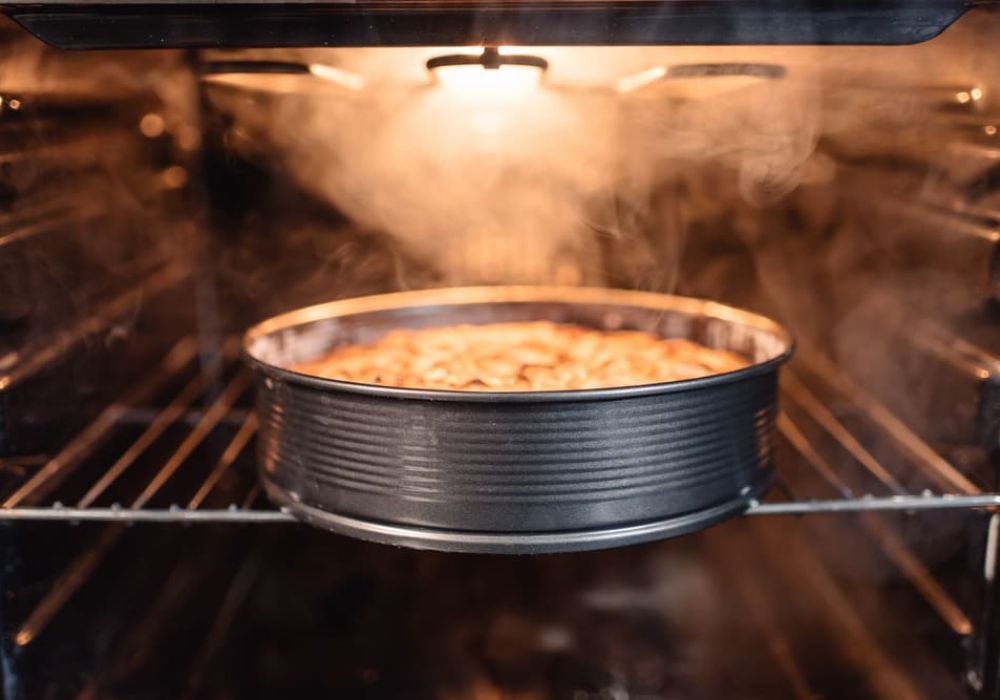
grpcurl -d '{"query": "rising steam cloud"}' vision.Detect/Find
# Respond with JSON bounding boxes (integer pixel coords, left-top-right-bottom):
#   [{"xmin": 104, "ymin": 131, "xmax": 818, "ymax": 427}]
[
  {"xmin": 283, "ymin": 73, "xmax": 614, "ymax": 285},
  {"xmin": 208, "ymin": 47, "xmax": 821, "ymax": 288}
]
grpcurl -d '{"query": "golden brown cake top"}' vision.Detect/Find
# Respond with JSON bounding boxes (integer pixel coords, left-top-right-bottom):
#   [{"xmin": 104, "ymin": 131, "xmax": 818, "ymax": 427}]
[{"xmin": 294, "ymin": 321, "xmax": 748, "ymax": 391}]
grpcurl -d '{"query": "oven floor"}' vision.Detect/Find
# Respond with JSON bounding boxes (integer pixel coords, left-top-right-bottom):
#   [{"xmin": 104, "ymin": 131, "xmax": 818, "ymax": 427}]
[{"xmin": 6, "ymin": 512, "xmax": 968, "ymax": 700}]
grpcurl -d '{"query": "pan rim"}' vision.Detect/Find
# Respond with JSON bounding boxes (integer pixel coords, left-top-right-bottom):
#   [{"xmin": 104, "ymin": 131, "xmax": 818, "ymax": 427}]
[{"xmin": 243, "ymin": 285, "xmax": 794, "ymax": 403}]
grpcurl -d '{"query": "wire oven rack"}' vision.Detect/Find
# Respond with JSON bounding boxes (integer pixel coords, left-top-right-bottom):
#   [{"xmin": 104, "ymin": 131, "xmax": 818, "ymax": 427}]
[
  {"xmin": 5, "ymin": 334, "xmax": 1000, "ymax": 689},
  {"xmin": 1, "ymin": 336, "xmax": 999, "ymax": 525}
]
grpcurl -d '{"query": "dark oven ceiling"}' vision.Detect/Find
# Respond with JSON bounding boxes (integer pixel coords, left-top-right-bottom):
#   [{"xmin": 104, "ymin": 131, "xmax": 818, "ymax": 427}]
[{"xmin": 0, "ymin": 0, "xmax": 977, "ymax": 49}]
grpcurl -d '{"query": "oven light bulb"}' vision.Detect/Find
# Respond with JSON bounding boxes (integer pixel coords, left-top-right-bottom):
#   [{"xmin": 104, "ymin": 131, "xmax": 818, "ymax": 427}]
[
  {"xmin": 433, "ymin": 63, "xmax": 542, "ymax": 97},
  {"xmin": 427, "ymin": 47, "xmax": 547, "ymax": 99}
]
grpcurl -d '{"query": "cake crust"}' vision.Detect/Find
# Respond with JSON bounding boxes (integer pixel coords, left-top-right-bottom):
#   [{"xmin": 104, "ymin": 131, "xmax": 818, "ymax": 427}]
[{"xmin": 293, "ymin": 321, "xmax": 748, "ymax": 392}]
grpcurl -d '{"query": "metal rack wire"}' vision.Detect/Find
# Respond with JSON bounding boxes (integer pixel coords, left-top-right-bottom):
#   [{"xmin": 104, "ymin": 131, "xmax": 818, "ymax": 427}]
[{"xmin": 1, "ymin": 336, "xmax": 998, "ymax": 525}]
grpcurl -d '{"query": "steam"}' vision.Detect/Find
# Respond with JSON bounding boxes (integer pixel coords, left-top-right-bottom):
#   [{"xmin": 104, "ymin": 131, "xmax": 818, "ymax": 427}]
[
  {"xmin": 206, "ymin": 47, "xmax": 821, "ymax": 287},
  {"xmin": 217, "ymin": 69, "xmax": 612, "ymax": 285},
  {"xmin": 620, "ymin": 74, "xmax": 819, "ymax": 206}
]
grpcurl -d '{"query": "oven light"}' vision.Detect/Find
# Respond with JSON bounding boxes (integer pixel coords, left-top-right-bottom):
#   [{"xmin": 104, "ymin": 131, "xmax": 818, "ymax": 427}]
[
  {"xmin": 433, "ymin": 63, "xmax": 542, "ymax": 96},
  {"xmin": 200, "ymin": 60, "xmax": 365, "ymax": 94},
  {"xmin": 956, "ymin": 91, "xmax": 972, "ymax": 104},
  {"xmin": 971, "ymin": 87, "xmax": 984, "ymax": 101},
  {"xmin": 427, "ymin": 46, "xmax": 546, "ymax": 97},
  {"xmin": 616, "ymin": 62, "xmax": 785, "ymax": 97}
]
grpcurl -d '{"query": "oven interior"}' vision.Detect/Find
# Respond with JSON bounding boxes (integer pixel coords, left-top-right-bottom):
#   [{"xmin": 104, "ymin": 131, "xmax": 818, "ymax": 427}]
[{"xmin": 2, "ymin": 4, "xmax": 1000, "ymax": 698}]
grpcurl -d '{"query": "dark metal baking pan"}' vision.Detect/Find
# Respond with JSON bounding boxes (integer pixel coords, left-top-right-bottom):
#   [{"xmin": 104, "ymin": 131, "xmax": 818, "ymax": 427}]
[{"xmin": 243, "ymin": 286, "xmax": 793, "ymax": 554}]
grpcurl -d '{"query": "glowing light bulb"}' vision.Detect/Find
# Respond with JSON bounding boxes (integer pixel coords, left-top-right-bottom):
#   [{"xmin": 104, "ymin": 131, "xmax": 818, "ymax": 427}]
[{"xmin": 433, "ymin": 64, "xmax": 542, "ymax": 98}]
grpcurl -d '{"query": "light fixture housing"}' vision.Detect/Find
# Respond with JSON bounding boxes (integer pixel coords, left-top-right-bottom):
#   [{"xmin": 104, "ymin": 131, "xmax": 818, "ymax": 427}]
[{"xmin": 426, "ymin": 46, "xmax": 548, "ymax": 73}]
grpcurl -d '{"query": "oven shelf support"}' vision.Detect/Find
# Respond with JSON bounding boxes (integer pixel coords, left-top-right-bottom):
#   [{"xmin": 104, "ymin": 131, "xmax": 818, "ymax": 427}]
[{"xmin": 0, "ymin": 491, "xmax": 996, "ymax": 524}]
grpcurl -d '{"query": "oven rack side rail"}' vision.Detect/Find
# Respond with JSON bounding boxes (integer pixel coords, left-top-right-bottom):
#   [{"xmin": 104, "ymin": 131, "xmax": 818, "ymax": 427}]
[{"xmin": 0, "ymin": 493, "xmax": 999, "ymax": 524}]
